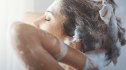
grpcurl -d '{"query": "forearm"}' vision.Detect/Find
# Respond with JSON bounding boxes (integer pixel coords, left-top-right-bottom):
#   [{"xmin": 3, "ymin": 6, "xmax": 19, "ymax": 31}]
[
  {"xmin": 61, "ymin": 46, "xmax": 86, "ymax": 70},
  {"xmin": 38, "ymin": 29, "xmax": 86, "ymax": 70}
]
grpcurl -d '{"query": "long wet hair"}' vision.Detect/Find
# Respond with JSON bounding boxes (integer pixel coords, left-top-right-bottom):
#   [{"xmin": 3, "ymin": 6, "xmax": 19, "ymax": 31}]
[{"xmin": 61, "ymin": 0, "xmax": 126, "ymax": 64}]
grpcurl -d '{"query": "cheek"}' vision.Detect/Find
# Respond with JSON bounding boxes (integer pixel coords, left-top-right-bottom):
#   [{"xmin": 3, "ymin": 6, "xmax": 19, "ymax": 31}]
[
  {"xmin": 40, "ymin": 22, "xmax": 49, "ymax": 31},
  {"xmin": 40, "ymin": 21, "xmax": 59, "ymax": 34},
  {"xmin": 39, "ymin": 15, "xmax": 65, "ymax": 39}
]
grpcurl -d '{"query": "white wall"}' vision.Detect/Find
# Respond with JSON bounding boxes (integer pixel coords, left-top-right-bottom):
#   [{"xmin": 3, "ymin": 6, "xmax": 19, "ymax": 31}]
[
  {"xmin": 34, "ymin": 0, "xmax": 53, "ymax": 12},
  {"xmin": 0, "ymin": 0, "xmax": 8, "ymax": 70},
  {"xmin": 0, "ymin": 0, "xmax": 34, "ymax": 70}
]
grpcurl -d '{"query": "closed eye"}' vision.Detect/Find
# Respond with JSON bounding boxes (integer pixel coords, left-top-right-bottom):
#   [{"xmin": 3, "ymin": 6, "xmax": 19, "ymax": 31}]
[
  {"xmin": 44, "ymin": 15, "xmax": 51, "ymax": 21},
  {"xmin": 45, "ymin": 18, "xmax": 50, "ymax": 21},
  {"xmin": 44, "ymin": 11, "xmax": 54, "ymax": 21}
]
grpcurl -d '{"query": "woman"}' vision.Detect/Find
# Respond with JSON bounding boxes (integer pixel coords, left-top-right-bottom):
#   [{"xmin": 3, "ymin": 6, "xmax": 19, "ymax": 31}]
[{"xmin": 10, "ymin": 0, "xmax": 126, "ymax": 70}]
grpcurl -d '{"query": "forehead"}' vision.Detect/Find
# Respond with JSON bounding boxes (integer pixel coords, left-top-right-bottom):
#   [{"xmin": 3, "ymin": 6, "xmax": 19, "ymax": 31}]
[
  {"xmin": 45, "ymin": 0, "xmax": 66, "ymax": 21},
  {"xmin": 46, "ymin": 0, "xmax": 62, "ymax": 14}
]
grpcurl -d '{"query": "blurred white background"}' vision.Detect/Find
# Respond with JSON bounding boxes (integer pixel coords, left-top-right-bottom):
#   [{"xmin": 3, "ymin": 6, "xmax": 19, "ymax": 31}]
[{"xmin": 0, "ymin": 0, "xmax": 125, "ymax": 70}]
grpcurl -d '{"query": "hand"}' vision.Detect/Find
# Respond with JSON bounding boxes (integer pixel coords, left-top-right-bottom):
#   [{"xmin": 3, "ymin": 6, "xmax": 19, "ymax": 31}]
[{"xmin": 69, "ymin": 39, "xmax": 81, "ymax": 50}]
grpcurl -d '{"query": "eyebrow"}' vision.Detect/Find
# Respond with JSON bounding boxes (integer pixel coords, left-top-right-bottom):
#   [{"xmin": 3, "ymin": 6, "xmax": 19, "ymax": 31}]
[{"xmin": 46, "ymin": 11, "xmax": 54, "ymax": 15}]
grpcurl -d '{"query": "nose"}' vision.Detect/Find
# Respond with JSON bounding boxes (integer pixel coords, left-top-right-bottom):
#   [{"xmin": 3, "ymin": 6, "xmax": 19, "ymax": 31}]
[{"xmin": 33, "ymin": 14, "xmax": 45, "ymax": 27}]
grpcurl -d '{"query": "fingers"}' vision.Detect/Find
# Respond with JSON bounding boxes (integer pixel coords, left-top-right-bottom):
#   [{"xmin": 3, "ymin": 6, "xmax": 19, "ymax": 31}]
[{"xmin": 121, "ymin": 39, "xmax": 126, "ymax": 46}]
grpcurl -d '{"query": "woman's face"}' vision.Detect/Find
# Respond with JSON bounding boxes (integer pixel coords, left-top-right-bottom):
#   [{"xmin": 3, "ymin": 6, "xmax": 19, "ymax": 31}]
[{"xmin": 39, "ymin": 0, "xmax": 67, "ymax": 40}]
